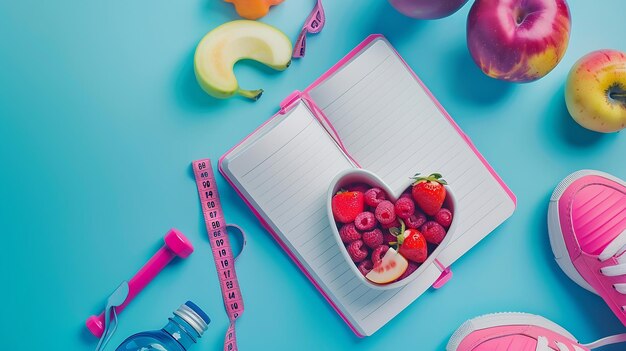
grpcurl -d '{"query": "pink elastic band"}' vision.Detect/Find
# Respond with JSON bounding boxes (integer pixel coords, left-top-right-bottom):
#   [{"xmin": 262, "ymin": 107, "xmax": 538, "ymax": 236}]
[{"xmin": 300, "ymin": 92, "xmax": 361, "ymax": 167}]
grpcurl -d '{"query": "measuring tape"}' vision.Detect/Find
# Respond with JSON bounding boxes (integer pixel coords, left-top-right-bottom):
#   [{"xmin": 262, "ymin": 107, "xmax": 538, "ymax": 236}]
[
  {"xmin": 192, "ymin": 159, "xmax": 244, "ymax": 351},
  {"xmin": 293, "ymin": 0, "xmax": 325, "ymax": 58}
]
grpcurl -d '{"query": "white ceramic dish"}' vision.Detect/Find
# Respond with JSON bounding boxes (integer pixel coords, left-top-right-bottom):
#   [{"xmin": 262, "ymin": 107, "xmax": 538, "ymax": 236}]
[{"xmin": 327, "ymin": 168, "xmax": 457, "ymax": 290}]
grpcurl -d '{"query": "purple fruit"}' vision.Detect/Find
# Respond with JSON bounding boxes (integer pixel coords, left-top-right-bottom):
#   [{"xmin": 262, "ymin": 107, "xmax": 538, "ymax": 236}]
[{"xmin": 389, "ymin": 0, "xmax": 469, "ymax": 19}]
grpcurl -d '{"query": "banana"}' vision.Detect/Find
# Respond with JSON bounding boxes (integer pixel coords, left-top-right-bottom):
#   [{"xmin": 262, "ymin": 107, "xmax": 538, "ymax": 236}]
[{"xmin": 194, "ymin": 20, "xmax": 292, "ymax": 100}]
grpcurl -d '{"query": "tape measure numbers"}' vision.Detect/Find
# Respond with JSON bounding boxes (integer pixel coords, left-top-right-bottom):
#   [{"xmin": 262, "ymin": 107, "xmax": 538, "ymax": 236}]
[{"xmin": 192, "ymin": 159, "xmax": 244, "ymax": 351}]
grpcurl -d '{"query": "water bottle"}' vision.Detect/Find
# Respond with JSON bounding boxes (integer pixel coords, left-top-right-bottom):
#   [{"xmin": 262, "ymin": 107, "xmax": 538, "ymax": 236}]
[{"xmin": 115, "ymin": 301, "xmax": 210, "ymax": 351}]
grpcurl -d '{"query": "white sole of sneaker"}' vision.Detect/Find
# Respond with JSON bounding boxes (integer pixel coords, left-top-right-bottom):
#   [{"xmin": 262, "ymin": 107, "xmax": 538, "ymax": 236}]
[
  {"xmin": 547, "ymin": 169, "xmax": 625, "ymax": 295},
  {"xmin": 446, "ymin": 312, "xmax": 576, "ymax": 351}
]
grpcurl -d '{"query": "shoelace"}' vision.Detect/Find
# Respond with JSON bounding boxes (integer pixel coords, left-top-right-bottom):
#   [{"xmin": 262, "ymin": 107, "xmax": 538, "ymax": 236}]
[
  {"xmin": 536, "ymin": 333, "xmax": 626, "ymax": 351},
  {"xmin": 536, "ymin": 337, "xmax": 584, "ymax": 351},
  {"xmin": 598, "ymin": 229, "xmax": 626, "ymax": 306}
]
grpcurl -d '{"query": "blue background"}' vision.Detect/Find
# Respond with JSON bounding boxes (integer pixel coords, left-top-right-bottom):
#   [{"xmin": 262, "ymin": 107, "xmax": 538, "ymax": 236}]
[{"xmin": 1, "ymin": 0, "xmax": 625, "ymax": 350}]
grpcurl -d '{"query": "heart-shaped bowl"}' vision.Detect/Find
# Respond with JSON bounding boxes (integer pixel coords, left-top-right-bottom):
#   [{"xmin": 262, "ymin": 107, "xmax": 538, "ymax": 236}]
[{"xmin": 327, "ymin": 168, "xmax": 457, "ymax": 290}]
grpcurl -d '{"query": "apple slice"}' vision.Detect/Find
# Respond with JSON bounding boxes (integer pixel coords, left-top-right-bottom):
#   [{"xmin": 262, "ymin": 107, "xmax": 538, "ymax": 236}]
[
  {"xmin": 194, "ymin": 20, "xmax": 292, "ymax": 100},
  {"xmin": 365, "ymin": 248, "xmax": 409, "ymax": 284}
]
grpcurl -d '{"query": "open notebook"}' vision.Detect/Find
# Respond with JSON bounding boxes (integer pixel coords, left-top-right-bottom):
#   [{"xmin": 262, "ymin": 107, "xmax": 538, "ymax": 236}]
[{"xmin": 219, "ymin": 35, "xmax": 516, "ymax": 336}]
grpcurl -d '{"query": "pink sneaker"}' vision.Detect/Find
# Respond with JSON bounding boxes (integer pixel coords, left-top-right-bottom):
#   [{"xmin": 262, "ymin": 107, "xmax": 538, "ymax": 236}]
[
  {"xmin": 447, "ymin": 312, "xmax": 626, "ymax": 351},
  {"xmin": 548, "ymin": 170, "xmax": 626, "ymax": 325}
]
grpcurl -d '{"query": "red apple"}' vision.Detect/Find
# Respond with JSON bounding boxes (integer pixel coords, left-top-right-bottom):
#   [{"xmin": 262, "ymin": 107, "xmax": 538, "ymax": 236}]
[
  {"xmin": 565, "ymin": 50, "xmax": 626, "ymax": 133},
  {"xmin": 388, "ymin": 0, "xmax": 469, "ymax": 19},
  {"xmin": 467, "ymin": 0, "xmax": 571, "ymax": 82}
]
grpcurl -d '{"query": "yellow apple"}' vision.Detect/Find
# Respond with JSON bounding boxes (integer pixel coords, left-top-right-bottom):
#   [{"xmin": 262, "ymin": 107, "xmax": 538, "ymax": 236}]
[{"xmin": 565, "ymin": 50, "xmax": 626, "ymax": 133}]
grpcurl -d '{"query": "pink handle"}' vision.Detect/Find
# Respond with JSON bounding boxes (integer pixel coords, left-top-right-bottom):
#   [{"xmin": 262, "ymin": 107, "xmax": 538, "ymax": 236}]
[{"xmin": 86, "ymin": 229, "xmax": 194, "ymax": 337}]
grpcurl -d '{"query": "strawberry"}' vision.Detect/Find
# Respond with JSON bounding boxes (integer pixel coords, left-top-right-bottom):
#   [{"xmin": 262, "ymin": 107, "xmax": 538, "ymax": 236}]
[
  {"xmin": 388, "ymin": 219, "xmax": 428, "ymax": 263},
  {"xmin": 332, "ymin": 190, "xmax": 365, "ymax": 223},
  {"xmin": 411, "ymin": 173, "xmax": 448, "ymax": 216}
]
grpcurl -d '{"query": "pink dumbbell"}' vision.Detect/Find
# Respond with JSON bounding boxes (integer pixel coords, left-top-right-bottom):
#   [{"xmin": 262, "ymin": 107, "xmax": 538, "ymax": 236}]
[{"xmin": 86, "ymin": 228, "xmax": 194, "ymax": 338}]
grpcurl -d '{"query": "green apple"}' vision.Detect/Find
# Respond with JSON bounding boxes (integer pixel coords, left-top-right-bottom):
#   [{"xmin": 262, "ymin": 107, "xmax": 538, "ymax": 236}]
[
  {"xmin": 565, "ymin": 50, "xmax": 626, "ymax": 133},
  {"xmin": 194, "ymin": 20, "xmax": 292, "ymax": 100}
]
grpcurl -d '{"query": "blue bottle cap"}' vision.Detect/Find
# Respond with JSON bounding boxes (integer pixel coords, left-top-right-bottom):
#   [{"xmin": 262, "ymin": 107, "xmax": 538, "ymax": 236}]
[
  {"xmin": 185, "ymin": 301, "xmax": 211, "ymax": 324},
  {"xmin": 173, "ymin": 301, "xmax": 210, "ymax": 335}
]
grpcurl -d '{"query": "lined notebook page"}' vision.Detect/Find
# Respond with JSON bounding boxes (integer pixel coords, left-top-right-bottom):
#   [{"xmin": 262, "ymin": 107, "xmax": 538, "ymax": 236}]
[
  {"xmin": 223, "ymin": 102, "xmax": 402, "ymax": 335},
  {"xmin": 307, "ymin": 38, "xmax": 515, "ymax": 334}
]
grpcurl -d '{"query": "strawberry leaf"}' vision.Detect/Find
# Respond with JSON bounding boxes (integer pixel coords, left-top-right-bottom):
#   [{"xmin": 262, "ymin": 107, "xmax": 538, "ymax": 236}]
[
  {"xmin": 397, "ymin": 232, "xmax": 405, "ymax": 246},
  {"xmin": 411, "ymin": 172, "xmax": 448, "ymax": 185},
  {"xmin": 336, "ymin": 188, "xmax": 348, "ymax": 195}
]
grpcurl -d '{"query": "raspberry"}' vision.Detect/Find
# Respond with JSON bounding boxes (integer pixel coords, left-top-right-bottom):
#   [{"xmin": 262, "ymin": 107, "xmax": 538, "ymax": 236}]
[
  {"xmin": 363, "ymin": 228, "xmax": 383, "ymax": 248},
  {"xmin": 400, "ymin": 193, "xmax": 412, "ymax": 200},
  {"xmin": 339, "ymin": 223, "xmax": 361, "ymax": 243},
  {"xmin": 358, "ymin": 260, "xmax": 373, "ymax": 276},
  {"xmin": 354, "ymin": 211, "xmax": 377, "ymax": 231},
  {"xmin": 348, "ymin": 183, "xmax": 369, "ymax": 193},
  {"xmin": 383, "ymin": 232, "xmax": 397, "ymax": 245},
  {"xmin": 364, "ymin": 187, "xmax": 386, "ymax": 207},
  {"xmin": 434, "ymin": 208, "xmax": 453, "ymax": 228},
  {"xmin": 346, "ymin": 240, "xmax": 368, "ymax": 262},
  {"xmin": 371, "ymin": 245, "xmax": 389, "ymax": 267},
  {"xmin": 375, "ymin": 200, "xmax": 396, "ymax": 225},
  {"xmin": 396, "ymin": 262, "xmax": 419, "ymax": 281},
  {"xmin": 381, "ymin": 218, "xmax": 400, "ymax": 229},
  {"xmin": 394, "ymin": 197, "xmax": 415, "ymax": 219},
  {"xmin": 405, "ymin": 211, "xmax": 427, "ymax": 229},
  {"xmin": 420, "ymin": 221, "xmax": 447, "ymax": 245}
]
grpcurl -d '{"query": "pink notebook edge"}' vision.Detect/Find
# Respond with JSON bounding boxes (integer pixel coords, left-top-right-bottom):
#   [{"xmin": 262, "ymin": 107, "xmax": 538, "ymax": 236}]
[{"xmin": 218, "ymin": 34, "xmax": 517, "ymax": 338}]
